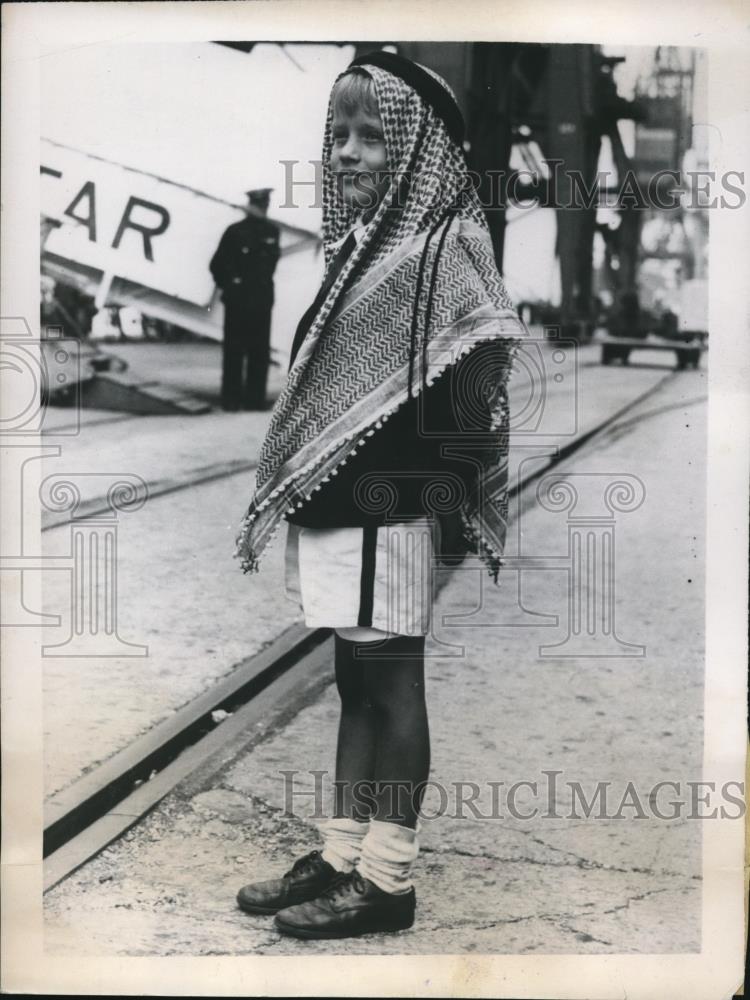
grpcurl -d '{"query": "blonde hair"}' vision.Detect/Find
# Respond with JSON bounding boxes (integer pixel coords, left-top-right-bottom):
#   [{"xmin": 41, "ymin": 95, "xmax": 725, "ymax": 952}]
[{"xmin": 331, "ymin": 69, "xmax": 380, "ymax": 119}]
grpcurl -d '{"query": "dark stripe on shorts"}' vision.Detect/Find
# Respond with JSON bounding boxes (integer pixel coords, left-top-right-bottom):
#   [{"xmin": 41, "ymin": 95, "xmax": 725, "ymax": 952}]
[{"xmin": 357, "ymin": 526, "xmax": 378, "ymax": 627}]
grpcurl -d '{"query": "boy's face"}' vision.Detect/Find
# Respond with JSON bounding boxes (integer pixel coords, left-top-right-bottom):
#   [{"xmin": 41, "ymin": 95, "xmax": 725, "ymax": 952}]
[{"xmin": 330, "ymin": 104, "xmax": 389, "ymax": 213}]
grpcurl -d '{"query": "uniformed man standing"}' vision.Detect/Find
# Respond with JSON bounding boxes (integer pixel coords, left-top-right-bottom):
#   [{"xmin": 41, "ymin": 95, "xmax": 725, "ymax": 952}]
[{"xmin": 210, "ymin": 187, "xmax": 281, "ymax": 410}]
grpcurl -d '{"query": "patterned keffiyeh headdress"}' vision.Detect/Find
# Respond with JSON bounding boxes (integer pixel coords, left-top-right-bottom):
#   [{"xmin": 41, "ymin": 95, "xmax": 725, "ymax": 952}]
[{"xmin": 234, "ymin": 52, "xmax": 531, "ymax": 582}]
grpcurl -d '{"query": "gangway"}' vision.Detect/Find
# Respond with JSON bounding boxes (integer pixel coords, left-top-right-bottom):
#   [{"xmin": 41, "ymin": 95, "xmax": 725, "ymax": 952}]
[{"xmin": 41, "ymin": 337, "xmax": 211, "ymax": 415}]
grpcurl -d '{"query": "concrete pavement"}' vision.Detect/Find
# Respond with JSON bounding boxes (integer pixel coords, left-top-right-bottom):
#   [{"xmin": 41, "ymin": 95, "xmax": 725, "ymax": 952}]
[
  {"xmin": 41, "ymin": 339, "xmax": 673, "ymax": 796},
  {"xmin": 44, "ymin": 366, "xmax": 707, "ymax": 955}
]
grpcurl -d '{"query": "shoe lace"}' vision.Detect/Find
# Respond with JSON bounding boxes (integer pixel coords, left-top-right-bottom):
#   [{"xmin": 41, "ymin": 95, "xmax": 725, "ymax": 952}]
[
  {"xmin": 324, "ymin": 869, "xmax": 367, "ymax": 902},
  {"xmin": 284, "ymin": 850, "xmax": 324, "ymax": 879}
]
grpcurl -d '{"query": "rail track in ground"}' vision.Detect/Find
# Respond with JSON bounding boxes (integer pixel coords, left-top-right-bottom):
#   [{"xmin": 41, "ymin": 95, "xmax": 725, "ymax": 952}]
[{"xmin": 43, "ymin": 367, "xmax": 682, "ymax": 892}]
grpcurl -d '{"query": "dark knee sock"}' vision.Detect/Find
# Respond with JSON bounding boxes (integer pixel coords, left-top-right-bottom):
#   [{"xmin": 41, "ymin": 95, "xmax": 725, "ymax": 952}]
[
  {"xmin": 332, "ymin": 633, "xmax": 377, "ymax": 821},
  {"xmin": 361, "ymin": 634, "xmax": 430, "ymax": 827}
]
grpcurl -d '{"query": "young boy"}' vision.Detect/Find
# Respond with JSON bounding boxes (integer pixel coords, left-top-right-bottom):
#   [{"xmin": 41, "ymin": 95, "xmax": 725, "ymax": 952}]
[{"xmin": 235, "ymin": 51, "xmax": 527, "ymax": 940}]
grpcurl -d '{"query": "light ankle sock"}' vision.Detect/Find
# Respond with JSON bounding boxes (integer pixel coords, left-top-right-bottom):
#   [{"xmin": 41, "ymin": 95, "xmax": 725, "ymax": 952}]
[
  {"xmin": 318, "ymin": 816, "xmax": 370, "ymax": 873},
  {"xmin": 357, "ymin": 818, "xmax": 420, "ymax": 894}
]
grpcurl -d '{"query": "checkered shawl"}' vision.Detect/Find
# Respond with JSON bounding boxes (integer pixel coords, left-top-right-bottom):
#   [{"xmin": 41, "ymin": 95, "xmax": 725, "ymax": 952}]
[{"xmin": 234, "ymin": 61, "xmax": 530, "ymax": 581}]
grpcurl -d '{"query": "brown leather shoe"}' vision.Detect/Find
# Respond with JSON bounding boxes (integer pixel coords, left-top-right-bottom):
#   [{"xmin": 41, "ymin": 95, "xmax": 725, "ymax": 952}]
[
  {"xmin": 236, "ymin": 850, "xmax": 339, "ymax": 915},
  {"xmin": 274, "ymin": 869, "xmax": 416, "ymax": 939}
]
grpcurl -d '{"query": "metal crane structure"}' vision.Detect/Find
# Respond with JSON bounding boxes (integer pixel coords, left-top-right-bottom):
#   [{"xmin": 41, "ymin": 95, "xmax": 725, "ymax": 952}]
[
  {"xmin": 596, "ymin": 45, "xmax": 704, "ymax": 365},
  {"xmin": 219, "ymin": 41, "xmax": 701, "ymax": 344},
  {"xmin": 628, "ymin": 47, "xmax": 702, "ymax": 294},
  {"xmin": 343, "ymin": 42, "xmax": 645, "ymax": 340},
  {"xmin": 395, "ymin": 42, "xmax": 649, "ymax": 342}
]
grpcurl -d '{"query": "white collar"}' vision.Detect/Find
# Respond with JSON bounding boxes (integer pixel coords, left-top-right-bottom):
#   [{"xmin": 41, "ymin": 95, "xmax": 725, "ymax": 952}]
[
  {"xmin": 330, "ymin": 215, "xmax": 369, "ymax": 251},
  {"xmin": 350, "ymin": 216, "xmax": 369, "ymax": 245}
]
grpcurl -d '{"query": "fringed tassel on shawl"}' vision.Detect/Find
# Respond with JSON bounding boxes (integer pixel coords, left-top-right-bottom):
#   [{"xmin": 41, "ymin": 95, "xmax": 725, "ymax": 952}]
[
  {"xmin": 234, "ymin": 59, "xmax": 532, "ymax": 582},
  {"xmin": 233, "ymin": 327, "xmax": 525, "ymax": 582}
]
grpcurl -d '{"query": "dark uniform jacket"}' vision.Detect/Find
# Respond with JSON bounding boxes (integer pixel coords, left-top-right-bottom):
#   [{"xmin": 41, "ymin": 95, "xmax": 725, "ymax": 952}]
[{"xmin": 209, "ymin": 214, "xmax": 280, "ymax": 310}]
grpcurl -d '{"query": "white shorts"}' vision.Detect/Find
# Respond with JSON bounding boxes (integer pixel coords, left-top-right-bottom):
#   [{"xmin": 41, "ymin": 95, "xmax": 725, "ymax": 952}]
[{"xmin": 284, "ymin": 519, "xmax": 435, "ymax": 638}]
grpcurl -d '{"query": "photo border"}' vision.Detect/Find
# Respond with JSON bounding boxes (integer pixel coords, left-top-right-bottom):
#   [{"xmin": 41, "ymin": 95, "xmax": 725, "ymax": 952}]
[{"xmin": 1, "ymin": 1, "xmax": 747, "ymax": 996}]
